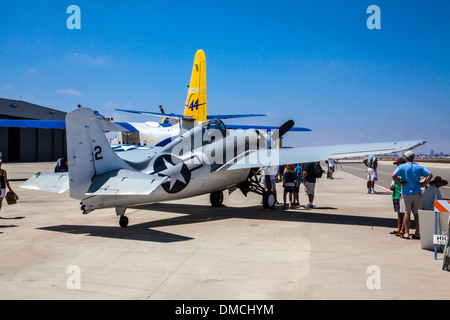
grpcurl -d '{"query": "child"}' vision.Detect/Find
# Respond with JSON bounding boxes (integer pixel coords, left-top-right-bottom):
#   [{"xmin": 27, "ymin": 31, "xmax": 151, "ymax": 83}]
[
  {"xmin": 293, "ymin": 163, "xmax": 302, "ymax": 206},
  {"xmin": 390, "ymin": 158, "xmax": 405, "ymax": 236},
  {"xmin": 282, "ymin": 164, "xmax": 298, "ymax": 210}
]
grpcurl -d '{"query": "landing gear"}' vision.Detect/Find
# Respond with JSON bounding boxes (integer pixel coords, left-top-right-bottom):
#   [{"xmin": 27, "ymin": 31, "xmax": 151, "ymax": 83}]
[
  {"xmin": 262, "ymin": 190, "xmax": 275, "ymax": 209},
  {"xmin": 116, "ymin": 207, "xmax": 128, "ymax": 228},
  {"xmin": 210, "ymin": 191, "xmax": 224, "ymax": 207},
  {"xmin": 237, "ymin": 169, "xmax": 276, "ymax": 210},
  {"xmin": 119, "ymin": 215, "xmax": 129, "ymax": 228}
]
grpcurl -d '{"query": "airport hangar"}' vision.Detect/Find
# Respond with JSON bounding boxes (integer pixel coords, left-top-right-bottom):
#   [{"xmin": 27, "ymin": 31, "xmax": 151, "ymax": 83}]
[{"xmin": 0, "ymin": 98, "xmax": 67, "ymax": 162}]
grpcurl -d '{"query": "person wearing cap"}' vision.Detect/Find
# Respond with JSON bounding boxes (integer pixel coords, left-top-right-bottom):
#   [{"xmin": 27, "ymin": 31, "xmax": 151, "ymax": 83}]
[
  {"xmin": 422, "ymin": 176, "xmax": 448, "ymax": 210},
  {"xmin": 363, "ymin": 154, "xmax": 378, "ymax": 194},
  {"xmin": 392, "ymin": 151, "xmax": 433, "ymax": 239},
  {"xmin": 389, "ymin": 157, "xmax": 406, "ymax": 236}
]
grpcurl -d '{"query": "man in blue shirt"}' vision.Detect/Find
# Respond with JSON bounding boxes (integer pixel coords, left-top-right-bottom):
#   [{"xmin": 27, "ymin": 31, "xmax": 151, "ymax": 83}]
[{"xmin": 392, "ymin": 151, "xmax": 432, "ymax": 239}]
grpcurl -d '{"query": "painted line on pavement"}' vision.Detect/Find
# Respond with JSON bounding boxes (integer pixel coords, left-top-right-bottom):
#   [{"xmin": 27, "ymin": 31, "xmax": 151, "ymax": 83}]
[{"xmin": 342, "ymin": 171, "xmax": 392, "ymax": 193}]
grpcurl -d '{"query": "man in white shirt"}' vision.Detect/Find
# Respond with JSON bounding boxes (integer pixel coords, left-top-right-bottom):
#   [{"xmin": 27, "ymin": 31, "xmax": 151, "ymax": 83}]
[
  {"xmin": 327, "ymin": 159, "xmax": 335, "ymax": 179},
  {"xmin": 422, "ymin": 176, "xmax": 448, "ymax": 210}
]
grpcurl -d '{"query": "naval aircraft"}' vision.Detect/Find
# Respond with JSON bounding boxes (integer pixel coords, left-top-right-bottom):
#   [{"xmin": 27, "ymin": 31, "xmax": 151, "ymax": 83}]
[{"xmin": 21, "ymin": 106, "xmax": 426, "ymax": 228}]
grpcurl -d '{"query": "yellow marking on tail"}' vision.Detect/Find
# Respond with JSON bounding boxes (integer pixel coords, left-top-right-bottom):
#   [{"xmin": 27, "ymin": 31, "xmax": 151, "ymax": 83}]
[{"xmin": 184, "ymin": 49, "xmax": 207, "ymax": 122}]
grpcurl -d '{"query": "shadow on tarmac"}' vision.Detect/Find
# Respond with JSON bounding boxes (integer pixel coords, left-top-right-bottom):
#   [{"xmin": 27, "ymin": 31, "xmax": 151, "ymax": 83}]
[{"xmin": 37, "ymin": 202, "xmax": 400, "ymax": 243}]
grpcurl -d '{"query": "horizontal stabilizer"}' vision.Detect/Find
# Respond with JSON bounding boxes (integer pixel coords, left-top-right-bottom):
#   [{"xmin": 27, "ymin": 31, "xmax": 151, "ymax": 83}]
[
  {"xmin": 109, "ymin": 122, "xmax": 139, "ymax": 132},
  {"xmin": 86, "ymin": 169, "xmax": 168, "ymax": 196},
  {"xmin": 217, "ymin": 140, "xmax": 426, "ymax": 171},
  {"xmin": 20, "ymin": 172, "xmax": 69, "ymax": 193}
]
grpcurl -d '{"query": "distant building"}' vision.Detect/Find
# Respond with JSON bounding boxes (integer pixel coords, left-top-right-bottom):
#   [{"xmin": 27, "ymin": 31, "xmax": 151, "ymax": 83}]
[{"xmin": 0, "ymin": 98, "xmax": 67, "ymax": 162}]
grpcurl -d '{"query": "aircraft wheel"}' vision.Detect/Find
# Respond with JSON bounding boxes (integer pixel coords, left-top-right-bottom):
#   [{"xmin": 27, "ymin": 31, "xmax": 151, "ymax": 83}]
[
  {"xmin": 119, "ymin": 215, "xmax": 129, "ymax": 228},
  {"xmin": 262, "ymin": 191, "xmax": 275, "ymax": 209},
  {"xmin": 210, "ymin": 191, "xmax": 223, "ymax": 207}
]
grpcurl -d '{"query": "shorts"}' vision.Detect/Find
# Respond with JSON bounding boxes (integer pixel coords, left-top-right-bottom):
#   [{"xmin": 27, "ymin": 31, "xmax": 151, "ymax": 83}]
[
  {"xmin": 303, "ymin": 181, "xmax": 315, "ymax": 195},
  {"xmin": 366, "ymin": 168, "xmax": 376, "ymax": 181},
  {"xmin": 284, "ymin": 186, "xmax": 295, "ymax": 193},
  {"xmin": 267, "ymin": 175, "xmax": 276, "ymax": 189},
  {"xmin": 294, "ymin": 185, "xmax": 299, "ymax": 193},
  {"xmin": 392, "ymin": 199, "xmax": 400, "ymax": 213},
  {"xmin": 401, "ymin": 194, "xmax": 422, "ymax": 215},
  {"xmin": 0, "ymin": 188, "xmax": 5, "ymax": 198},
  {"xmin": 270, "ymin": 176, "xmax": 276, "ymax": 188}
]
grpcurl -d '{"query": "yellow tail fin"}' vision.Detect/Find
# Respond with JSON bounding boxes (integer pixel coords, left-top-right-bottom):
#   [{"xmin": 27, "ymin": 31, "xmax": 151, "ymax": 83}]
[{"xmin": 184, "ymin": 49, "xmax": 207, "ymax": 122}]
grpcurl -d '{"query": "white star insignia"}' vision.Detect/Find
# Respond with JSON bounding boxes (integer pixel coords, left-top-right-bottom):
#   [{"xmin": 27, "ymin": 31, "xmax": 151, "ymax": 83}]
[{"xmin": 159, "ymin": 158, "xmax": 187, "ymax": 190}]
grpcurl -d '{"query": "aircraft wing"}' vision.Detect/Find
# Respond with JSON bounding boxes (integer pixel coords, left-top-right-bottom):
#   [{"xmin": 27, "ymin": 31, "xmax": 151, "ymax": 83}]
[
  {"xmin": 0, "ymin": 119, "xmax": 66, "ymax": 129},
  {"xmin": 20, "ymin": 172, "xmax": 69, "ymax": 193},
  {"xmin": 226, "ymin": 124, "xmax": 311, "ymax": 132},
  {"xmin": 217, "ymin": 140, "xmax": 426, "ymax": 171},
  {"xmin": 116, "ymin": 109, "xmax": 268, "ymax": 121},
  {"xmin": 207, "ymin": 114, "xmax": 266, "ymax": 120},
  {"xmin": 115, "ymin": 109, "xmax": 195, "ymax": 121},
  {"xmin": 86, "ymin": 169, "xmax": 168, "ymax": 196}
]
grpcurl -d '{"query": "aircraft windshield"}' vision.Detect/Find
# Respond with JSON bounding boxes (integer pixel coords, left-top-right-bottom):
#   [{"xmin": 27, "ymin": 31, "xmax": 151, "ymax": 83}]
[{"xmin": 202, "ymin": 119, "xmax": 227, "ymax": 136}]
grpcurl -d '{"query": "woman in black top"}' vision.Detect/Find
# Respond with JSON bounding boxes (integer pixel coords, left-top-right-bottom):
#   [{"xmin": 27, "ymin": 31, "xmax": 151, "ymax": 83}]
[
  {"xmin": 0, "ymin": 160, "xmax": 14, "ymax": 213},
  {"xmin": 282, "ymin": 164, "xmax": 298, "ymax": 209}
]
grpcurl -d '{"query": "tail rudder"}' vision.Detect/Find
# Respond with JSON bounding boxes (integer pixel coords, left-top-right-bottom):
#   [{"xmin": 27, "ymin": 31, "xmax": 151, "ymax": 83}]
[
  {"xmin": 184, "ymin": 49, "xmax": 207, "ymax": 122},
  {"xmin": 66, "ymin": 107, "xmax": 127, "ymax": 199}
]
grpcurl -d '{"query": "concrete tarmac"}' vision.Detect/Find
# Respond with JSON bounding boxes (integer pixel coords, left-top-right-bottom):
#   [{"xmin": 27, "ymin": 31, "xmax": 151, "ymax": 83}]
[{"xmin": 0, "ymin": 162, "xmax": 449, "ymax": 300}]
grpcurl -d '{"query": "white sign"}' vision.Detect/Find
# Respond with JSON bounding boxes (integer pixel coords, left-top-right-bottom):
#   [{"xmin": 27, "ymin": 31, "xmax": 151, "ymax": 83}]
[{"xmin": 433, "ymin": 235, "xmax": 448, "ymax": 245}]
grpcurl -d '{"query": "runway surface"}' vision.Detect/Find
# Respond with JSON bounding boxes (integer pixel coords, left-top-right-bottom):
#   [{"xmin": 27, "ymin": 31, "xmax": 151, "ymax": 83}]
[{"xmin": 0, "ymin": 161, "xmax": 449, "ymax": 301}]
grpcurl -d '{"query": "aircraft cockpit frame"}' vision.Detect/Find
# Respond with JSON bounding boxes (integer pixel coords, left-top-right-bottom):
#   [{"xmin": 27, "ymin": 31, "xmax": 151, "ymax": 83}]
[{"xmin": 201, "ymin": 119, "xmax": 227, "ymax": 136}]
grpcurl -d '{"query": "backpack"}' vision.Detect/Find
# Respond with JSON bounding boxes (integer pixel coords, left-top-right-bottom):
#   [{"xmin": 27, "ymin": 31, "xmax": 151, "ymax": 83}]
[
  {"xmin": 365, "ymin": 155, "xmax": 377, "ymax": 169},
  {"xmin": 314, "ymin": 162, "xmax": 324, "ymax": 178}
]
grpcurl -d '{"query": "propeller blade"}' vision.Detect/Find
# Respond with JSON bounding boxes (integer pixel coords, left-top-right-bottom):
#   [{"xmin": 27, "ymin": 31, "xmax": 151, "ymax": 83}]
[{"xmin": 277, "ymin": 120, "xmax": 294, "ymax": 138}]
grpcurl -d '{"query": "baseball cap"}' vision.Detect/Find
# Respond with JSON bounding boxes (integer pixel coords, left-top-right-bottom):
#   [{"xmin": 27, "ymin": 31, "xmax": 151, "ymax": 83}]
[
  {"xmin": 393, "ymin": 157, "xmax": 406, "ymax": 165},
  {"xmin": 404, "ymin": 151, "xmax": 415, "ymax": 159}
]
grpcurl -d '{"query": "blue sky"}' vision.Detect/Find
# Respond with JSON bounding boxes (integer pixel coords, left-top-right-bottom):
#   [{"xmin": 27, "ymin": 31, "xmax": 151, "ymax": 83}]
[{"xmin": 1, "ymin": 0, "xmax": 449, "ymax": 154}]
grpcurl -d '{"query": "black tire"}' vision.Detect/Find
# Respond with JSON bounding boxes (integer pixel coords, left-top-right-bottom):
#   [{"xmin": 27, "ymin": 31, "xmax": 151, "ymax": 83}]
[
  {"xmin": 119, "ymin": 215, "xmax": 129, "ymax": 228},
  {"xmin": 210, "ymin": 191, "xmax": 224, "ymax": 207},
  {"xmin": 262, "ymin": 191, "xmax": 275, "ymax": 209}
]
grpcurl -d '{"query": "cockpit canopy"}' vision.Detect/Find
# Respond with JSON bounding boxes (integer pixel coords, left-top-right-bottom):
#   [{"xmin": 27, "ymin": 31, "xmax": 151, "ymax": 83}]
[
  {"xmin": 157, "ymin": 119, "xmax": 228, "ymax": 155},
  {"xmin": 201, "ymin": 119, "xmax": 227, "ymax": 137}
]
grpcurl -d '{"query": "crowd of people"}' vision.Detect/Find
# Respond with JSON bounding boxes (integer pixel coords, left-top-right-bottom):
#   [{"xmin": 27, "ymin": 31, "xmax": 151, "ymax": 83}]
[
  {"xmin": 361, "ymin": 152, "xmax": 448, "ymax": 240},
  {"xmin": 388, "ymin": 151, "xmax": 448, "ymax": 240},
  {"xmin": 265, "ymin": 160, "xmax": 334, "ymax": 210},
  {"xmin": 262, "ymin": 152, "xmax": 448, "ymax": 243}
]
